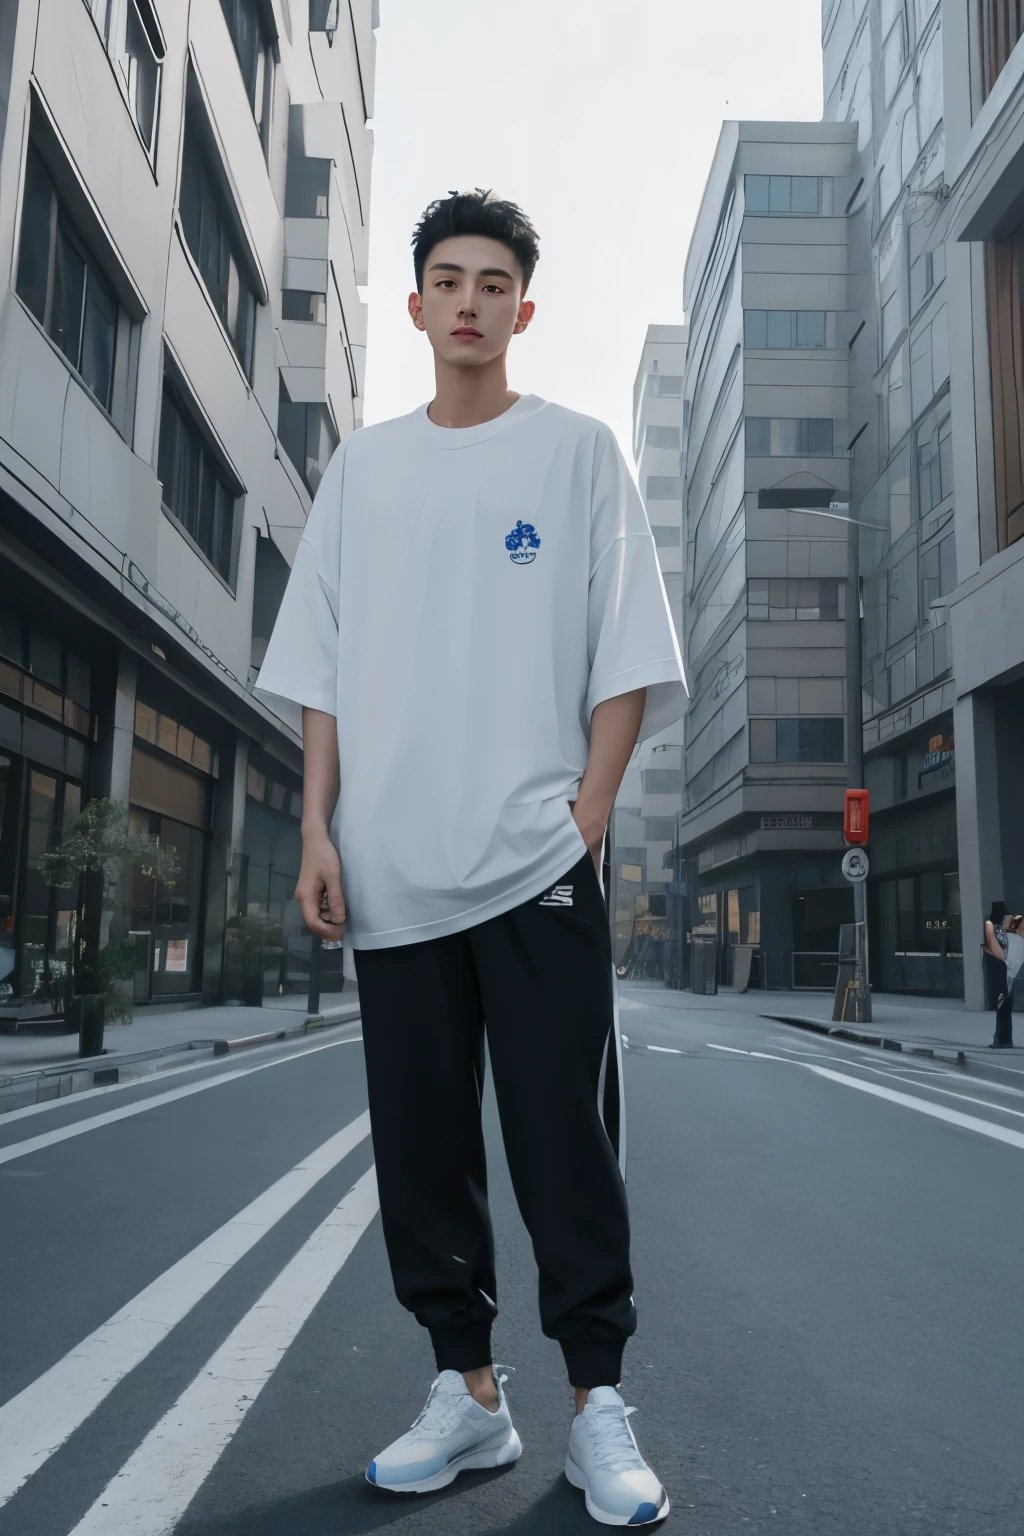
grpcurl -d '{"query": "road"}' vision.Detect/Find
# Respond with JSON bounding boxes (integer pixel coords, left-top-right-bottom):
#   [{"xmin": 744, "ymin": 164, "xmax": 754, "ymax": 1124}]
[{"xmin": 1, "ymin": 986, "xmax": 1022, "ymax": 1535}]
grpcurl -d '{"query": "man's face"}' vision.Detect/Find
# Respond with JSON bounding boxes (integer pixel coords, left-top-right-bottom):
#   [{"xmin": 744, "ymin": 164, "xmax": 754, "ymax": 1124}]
[{"xmin": 409, "ymin": 235, "xmax": 535, "ymax": 366}]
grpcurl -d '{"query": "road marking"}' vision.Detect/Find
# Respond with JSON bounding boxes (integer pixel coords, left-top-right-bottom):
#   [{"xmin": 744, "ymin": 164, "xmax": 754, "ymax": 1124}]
[
  {"xmin": 0, "ymin": 1016, "xmax": 363, "ymax": 1125},
  {"xmin": 67, "ymin": 1166, "xmax": 379, "ymax": 1536},
  {"xmin": 0, "ymin": 1036, "xmax": 362, "ymax": 1165},
  {"xmin": 707, "ymin": 1043, "xmax": 1024, "ymax": 1150},
  {"xmin": 0, "ymin": 1111, "xmax": 371, "ymax": 1507},
  {"xmin": 647, "ymin": 1045, "xmax": 683, "ymax": 1054}
]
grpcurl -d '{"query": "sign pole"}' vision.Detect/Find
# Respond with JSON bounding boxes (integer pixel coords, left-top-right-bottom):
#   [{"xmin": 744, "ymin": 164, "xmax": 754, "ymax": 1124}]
[{"xmin": 853, "ymin": 877, "xmax": 871, "ymax": 1023}]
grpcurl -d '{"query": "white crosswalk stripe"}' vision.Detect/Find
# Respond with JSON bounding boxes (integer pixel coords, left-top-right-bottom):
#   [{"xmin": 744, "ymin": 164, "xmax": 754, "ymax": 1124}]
[
  {"xmin": 0, "ymin": 1111, "xmax": 371, "ymax": 1507},
  {"xmin": 67, "ymin": 1166, "xmax": 379, "ymax": 1536}
]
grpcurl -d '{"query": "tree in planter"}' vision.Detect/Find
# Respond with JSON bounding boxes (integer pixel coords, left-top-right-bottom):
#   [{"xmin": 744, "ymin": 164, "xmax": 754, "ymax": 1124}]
[
  {"xmin": 224, "ymin": 912, "xmax": 285, "ymax": 1006},
  {"xmin": 37, "ymin": 798, "xmax": 178, "ymax": 1030}
]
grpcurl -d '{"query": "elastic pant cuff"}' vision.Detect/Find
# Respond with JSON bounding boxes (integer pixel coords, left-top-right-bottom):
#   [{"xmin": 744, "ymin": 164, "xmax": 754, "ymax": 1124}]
[
  {"xmin": 560, "ymin": 1338, "xmax": 627, "ymax": 1390},
  {"xmin": 429, "ymin": 1323, "xmax": 493, "ymax": 1374}
]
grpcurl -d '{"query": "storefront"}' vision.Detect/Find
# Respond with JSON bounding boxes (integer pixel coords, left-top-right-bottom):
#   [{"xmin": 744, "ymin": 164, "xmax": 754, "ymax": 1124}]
[
  {"xmin": 865, "ymin": 716, "xmax": 962, "ymax": 996},
  {"xmin": 237, "ymin": 746, "xmax": 341, "ymax": 998},
  {"xmin": 127, "ymin": 694, "xmax": 220, "ymax": 1002},
  {"xmin": 0, "ymin": 598, "xmax": 93, "ymax": 1009}
]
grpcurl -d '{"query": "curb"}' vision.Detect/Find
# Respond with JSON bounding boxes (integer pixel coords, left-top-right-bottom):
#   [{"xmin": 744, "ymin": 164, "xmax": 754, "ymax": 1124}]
[
  {"xmin": 0, "ymin": 1006, "xmax": 361, "ymax": 1114},
  {"xmin": 761, "ymin": 1013, "xmax": 1024, "ymax": 1089}
]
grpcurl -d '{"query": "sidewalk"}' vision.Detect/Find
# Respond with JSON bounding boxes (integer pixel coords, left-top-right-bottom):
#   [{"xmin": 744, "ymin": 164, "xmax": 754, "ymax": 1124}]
[
  {"xmin": 0, "ymin": 990, "xmax": 357, "ymax": 1078},
  {"xmin": 619, "ymin": 982, "xmax": 1024, "ymax": 1078}
]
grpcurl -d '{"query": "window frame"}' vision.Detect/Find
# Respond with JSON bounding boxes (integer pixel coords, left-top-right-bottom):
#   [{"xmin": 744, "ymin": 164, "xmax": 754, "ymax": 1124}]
[
  {"xmin": 744, "ymin": 174, "xmax": 826, "ymax": 217},
  {"xmin": 81, "ymin": 0, "xmax": 165, "ymax": 163},
  {"xmin": 157, "ymin": 370, "xmax": 243, "ymax": 588},
  {"xmin": 218, "ymin": 0, "xmax": 275, "ymax": 155},
  {"xmin": 178, "ymin": 109, "xmax": 261, "ymax": 382},
  {"xmin": 15, "ymin": 141, "xmax": 136, "ymax": 431}
]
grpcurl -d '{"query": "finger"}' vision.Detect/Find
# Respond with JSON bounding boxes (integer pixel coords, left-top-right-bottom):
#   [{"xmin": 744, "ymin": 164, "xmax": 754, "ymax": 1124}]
[{"xmin": 322, "ymin": 869, "xmax": 347, "ymax": 925}]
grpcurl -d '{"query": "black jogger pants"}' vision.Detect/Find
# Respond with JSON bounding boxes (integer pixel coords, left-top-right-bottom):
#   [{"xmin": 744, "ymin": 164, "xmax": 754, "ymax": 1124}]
[{"xmin": 354, "ymin": 852, "xmax": 636, "ymax": 1389}]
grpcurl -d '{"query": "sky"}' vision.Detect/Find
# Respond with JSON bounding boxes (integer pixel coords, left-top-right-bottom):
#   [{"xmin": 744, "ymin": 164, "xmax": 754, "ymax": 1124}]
[{"xmin": 361, "ymin": 0, "xmax": 825, "ymax": 460}]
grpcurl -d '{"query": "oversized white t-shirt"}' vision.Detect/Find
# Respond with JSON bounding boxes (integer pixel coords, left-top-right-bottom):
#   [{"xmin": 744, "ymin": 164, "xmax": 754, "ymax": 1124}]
[{"xmin": 255, "ymin": 394, "xmax": 686, "ymax": 950}]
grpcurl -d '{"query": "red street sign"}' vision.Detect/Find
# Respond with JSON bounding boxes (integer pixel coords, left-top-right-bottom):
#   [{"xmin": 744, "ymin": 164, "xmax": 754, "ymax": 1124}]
[{"xmin": 844, "ymin": 789, "xmax": 869, "ymax": 846}]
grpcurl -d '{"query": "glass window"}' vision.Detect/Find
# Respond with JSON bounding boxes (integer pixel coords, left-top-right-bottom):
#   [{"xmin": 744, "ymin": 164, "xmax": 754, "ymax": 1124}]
[
  {"xmin": 180, "ymin": 122, "xmax": 258, "ymax": 377},
  {"xmin": 158, "ymin": 381, "xmax": 237, "ymax": 579},
  {"xmin": 745, "ymin": 174, "xmax": 823, "ymax": 216},
  {"xmin": 795, "ymin": 311, "xmax": 826, "ymax": 348},
  {"xmin": 802, "ymin": 418, "xmax": 834, "ymax": 455},
  {"xmin": 768, "ymin": 175, "xmax": 792, "ymax": 214},
  {"xmin": 219, "ymin": 0, "xmax": 273, "ymax": 136},
  {"xmin": 15, "ymin": 147, "xmax": 52, "ymax": 325},
  {"xmin": 108, "ymin": 0, "xmax": 163, "ymax": 152},
  {"xmin": 746, "ymin": 417, "xmax": 770, "ymax": 455},
  {"xmin": 0, "ymin": 607, "xmax": 26, "ymax": 668},
  {"xmin": 744, "ymin": 310, "xmax": 768, "ymax": 348},
  {"xmin": 30, "ymin": 626, "xmax": 63, "ymax": 688},
  {"xmin": 15, "ymin": 146, "xmax": 119, "ymax": 413},
  {"xmin": 277, "ymin": 377, "xmax": 340, "ymax": 499},
  {"xmin": 790, "ymin": 176, "xmax": 821, "ymax": 214},
  {"xmin": 282, "ymin": 289, "xmax": 327, "ymax": 323},
  {"xmin": 744, "ymin": 175, "xmax": 770, "ymax": 214},
  {"xmin": 749, "ymin": 719, "xmax": 776, "ymax": 762},
  {"xmin": 917, "ymin": 406, "xmax": 953, "ymax": 515},
  {"xmin": 766, "ymin": 310, "xmax": 793, "ymax": 348},
  {"xmin": 753, "ymin": 718, "xmax": 844, "ymax": 762}
]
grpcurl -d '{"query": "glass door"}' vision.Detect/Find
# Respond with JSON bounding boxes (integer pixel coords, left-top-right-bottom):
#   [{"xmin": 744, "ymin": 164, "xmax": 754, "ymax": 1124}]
[{"xmin": 129, "ymin": 809, "xmax": 206, "ymax": 998}]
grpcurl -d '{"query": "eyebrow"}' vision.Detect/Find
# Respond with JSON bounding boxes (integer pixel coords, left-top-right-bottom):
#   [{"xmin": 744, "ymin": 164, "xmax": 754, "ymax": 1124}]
[{"xmin": 428, "ymin": 261, "xmax": 516, "ymax": 282}]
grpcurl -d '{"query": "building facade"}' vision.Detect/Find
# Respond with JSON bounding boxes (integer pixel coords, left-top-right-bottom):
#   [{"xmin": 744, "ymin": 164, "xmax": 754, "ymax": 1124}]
[
  {"xmin": 937, "ymin": 4, "xmax": 1024, "ymax": 1008},
  {"xmin": 610, "ymin": 324, "xmax": 687, "ymax": 976},
  {"xmin": 0, "ymin": 0, "xmax": 377, "ymax": 1014},
  {"xmin": 674, "ymin": 122, "xmax": 860, "ymax": 991},
  {"xmin": 822, "ymin": 0, "xmax": 963, "ymax": 999}
]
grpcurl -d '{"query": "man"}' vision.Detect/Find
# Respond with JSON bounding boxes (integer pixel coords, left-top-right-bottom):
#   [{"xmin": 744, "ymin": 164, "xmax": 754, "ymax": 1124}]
[{"xmin": 256, "ymin": 189, "xmax": 685, "ymax": 1526}]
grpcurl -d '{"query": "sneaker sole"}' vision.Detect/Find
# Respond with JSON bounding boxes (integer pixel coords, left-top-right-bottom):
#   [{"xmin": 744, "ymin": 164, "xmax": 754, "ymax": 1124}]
[
  {"xmin": 564, "ymin": 1452, "xmax": 670, "ymax": 1526},
  {"xmin": 367, "ymin": 1427, "xmax": 522, "ymax": 1494}
]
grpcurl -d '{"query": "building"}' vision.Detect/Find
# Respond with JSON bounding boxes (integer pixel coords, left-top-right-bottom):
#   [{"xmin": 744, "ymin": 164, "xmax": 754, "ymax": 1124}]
[
  {"xmin": 0, "ymin": 0, "xmax": 377, "ymax": 1013},
  {"xmin": 822, "ymin": 0, "xmax": 963, "ymax": 999},
  {"xmin": 935, "ymin": 5, "xmax": 1024, "ymax": 1008},
  {"xmin": 610, "ymin": 324, "xmax": 688, "ymax": 975},
  {"xmin": 674, "ymin": 122, "xmax": 860, "ymax": 991}
]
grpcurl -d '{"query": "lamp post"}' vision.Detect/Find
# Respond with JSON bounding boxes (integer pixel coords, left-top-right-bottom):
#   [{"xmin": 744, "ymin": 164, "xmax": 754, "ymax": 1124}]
[{"xmin": 783, "ymin": 500, "xmax": 884, "ymax": 1016}]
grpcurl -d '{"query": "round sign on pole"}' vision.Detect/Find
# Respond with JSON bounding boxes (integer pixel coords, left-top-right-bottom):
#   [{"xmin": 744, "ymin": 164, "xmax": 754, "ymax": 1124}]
[{"xmin": 842, "ymin": 848, "xmax": 869, "ymax": 883}]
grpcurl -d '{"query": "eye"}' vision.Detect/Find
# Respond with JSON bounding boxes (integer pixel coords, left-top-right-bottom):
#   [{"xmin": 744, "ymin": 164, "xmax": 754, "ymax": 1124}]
[
  {"xmin": 483, "ymin": 284, "xmax": 504, "ymax": 294},
  {"xmin": 436, "ymin": 279, "xmax": 456, "ymax": 289}
]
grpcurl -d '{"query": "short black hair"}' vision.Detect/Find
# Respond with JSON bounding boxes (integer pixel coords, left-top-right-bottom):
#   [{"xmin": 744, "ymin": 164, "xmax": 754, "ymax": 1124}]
[{"xmin": 412, "ymin": 189, "xmax": 540, "ymax": 293}]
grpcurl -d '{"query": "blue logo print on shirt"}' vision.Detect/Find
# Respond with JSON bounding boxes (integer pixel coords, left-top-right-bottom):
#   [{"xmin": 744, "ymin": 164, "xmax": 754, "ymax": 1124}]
[{"xmin": 505, "ymin": 520, "xmax": 541, "ymax": 564}]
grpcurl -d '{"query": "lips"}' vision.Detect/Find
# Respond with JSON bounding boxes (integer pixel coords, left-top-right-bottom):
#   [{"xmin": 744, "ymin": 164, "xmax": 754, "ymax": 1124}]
[{"xmin": 451, "ymin": 328, "xmax": 483, "ymax": 338}]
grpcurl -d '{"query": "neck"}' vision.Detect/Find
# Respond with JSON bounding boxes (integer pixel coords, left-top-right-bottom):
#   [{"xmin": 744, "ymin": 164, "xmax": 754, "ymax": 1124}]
[{"xmin": 428, "ymin": 354, "xmax": 520, "ymax": 429}]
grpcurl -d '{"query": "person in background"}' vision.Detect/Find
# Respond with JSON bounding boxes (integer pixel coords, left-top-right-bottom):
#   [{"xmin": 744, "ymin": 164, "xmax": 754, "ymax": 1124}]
[{"xmin": 983, "ymin": 901, "xmax": 1014, "ymax": 1049}]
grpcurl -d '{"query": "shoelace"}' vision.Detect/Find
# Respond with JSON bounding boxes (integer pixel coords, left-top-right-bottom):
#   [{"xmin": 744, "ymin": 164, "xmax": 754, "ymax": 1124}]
[
  {"xmin": 583, "ymin": 1403, "xmax": 643, "ymax": 1473},
  {"xmin": 409, "ymin": 1368, "xmax": 511, "ymax": 1439},
  {"xmin": 409, "ymin": 1376, "xmax": 471, "ymax": 1439}
]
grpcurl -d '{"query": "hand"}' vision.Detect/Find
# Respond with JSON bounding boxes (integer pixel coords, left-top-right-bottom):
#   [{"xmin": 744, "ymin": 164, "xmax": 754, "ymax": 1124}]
[
  {"xmin": 296, "ymin": 829, "xmax": 346, "ymax": 941},
  {"xmin": 572, "ymin": 804, "xmax": 606, "ymax": 880}
]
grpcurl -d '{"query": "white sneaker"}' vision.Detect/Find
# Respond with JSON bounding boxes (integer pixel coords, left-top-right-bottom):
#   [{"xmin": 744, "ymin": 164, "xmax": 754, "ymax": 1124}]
[
  {"xmin": 565, "ymin": 1386, "xmax": 669, "ymax": 1526},
  {"xmin": 366, "ymin": 1369, "xmax": 522, "ymax": 1494}
]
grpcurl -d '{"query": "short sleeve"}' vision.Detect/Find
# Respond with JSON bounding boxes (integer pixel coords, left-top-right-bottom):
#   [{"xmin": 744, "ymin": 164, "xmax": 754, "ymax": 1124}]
[
  {"xmin": 586, "ymin": 428, "xmax": 688, "ymax": 741},
  {"xmin": 254, "ymin": 443, "xmax": 344, "ymax": 727}
]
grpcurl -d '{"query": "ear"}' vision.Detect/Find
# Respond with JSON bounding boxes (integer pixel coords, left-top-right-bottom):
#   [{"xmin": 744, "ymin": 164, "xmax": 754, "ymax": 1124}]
[
  {"xmin": 408, "ymin": 291, "xmax": 426, "ymax": 330},
  {"xmin": 513, "ymin": 297, "xmax": 536, "ymax": 336}
]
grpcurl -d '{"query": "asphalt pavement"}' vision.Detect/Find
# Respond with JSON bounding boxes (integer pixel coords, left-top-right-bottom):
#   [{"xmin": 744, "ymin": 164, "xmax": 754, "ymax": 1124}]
[{"xmin": 1, "ymin": 989, "xmax": 1022, "ymax": 1535}]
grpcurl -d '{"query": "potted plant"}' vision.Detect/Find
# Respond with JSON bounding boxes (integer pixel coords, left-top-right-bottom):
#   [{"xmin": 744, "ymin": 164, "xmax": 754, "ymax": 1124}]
[
  {"xmin": 224, "ymin": 913, "xmax": 284, "ymax": 1007},
  {"xmin": 37, "ymin": 798, "xmax": 178, "ymax": 1058}
]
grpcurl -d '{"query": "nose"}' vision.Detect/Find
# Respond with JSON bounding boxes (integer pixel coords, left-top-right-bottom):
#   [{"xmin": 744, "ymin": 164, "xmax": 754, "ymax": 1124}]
[{"xmin": 456, "ymin": 288, "xmax": 479, "ymax": 320}]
